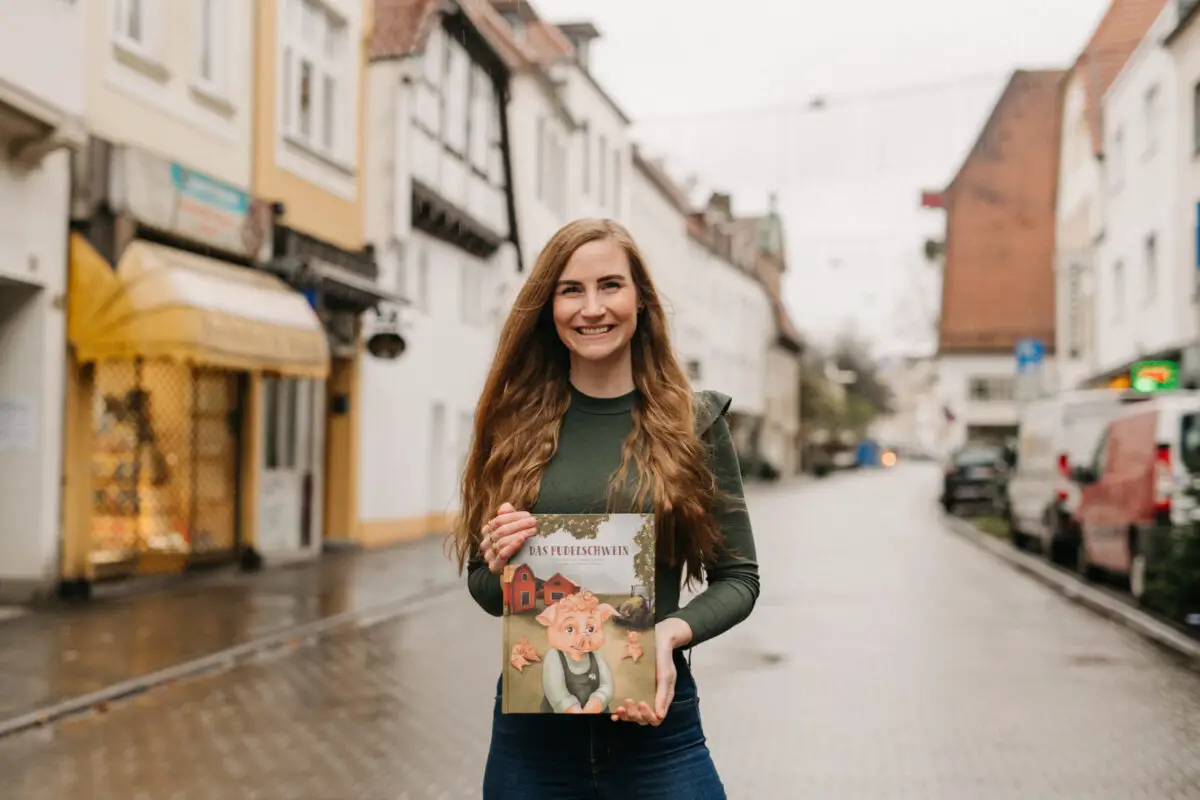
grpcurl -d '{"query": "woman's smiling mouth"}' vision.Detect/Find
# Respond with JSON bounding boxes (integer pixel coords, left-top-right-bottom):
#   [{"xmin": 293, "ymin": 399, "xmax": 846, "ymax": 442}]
[{"xmin": 577, "ymin": 326, "xmax": 614, "ymax": 336}]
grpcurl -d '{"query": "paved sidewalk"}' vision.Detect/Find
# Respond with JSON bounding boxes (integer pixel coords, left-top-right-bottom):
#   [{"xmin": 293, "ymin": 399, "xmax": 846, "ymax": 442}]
[{"xmin": 0, "ymin": 535, "xmax": 461, "ymax": 733}]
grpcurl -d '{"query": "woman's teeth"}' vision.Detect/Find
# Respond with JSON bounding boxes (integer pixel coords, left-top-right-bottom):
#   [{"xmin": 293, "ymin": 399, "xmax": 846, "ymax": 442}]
[{"xmin": 578, "ymin": 326, "xmax": 613, "ymax": 335}]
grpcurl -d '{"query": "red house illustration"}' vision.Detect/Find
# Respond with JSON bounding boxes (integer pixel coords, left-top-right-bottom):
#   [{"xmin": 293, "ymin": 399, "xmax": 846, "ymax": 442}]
[
  {"xmin": 503, "ymin": 564, "xmax": 537, "ymax": 613},
  {"xmin": 542, "ymin": 573, "xmax": 579, "ymax": 606}
]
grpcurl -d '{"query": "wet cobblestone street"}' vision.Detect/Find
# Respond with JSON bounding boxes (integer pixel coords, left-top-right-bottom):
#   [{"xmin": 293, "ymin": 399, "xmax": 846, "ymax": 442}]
[{"xmin": 2, "ymin": 465, "xmax": 1199, "ymax": 799}]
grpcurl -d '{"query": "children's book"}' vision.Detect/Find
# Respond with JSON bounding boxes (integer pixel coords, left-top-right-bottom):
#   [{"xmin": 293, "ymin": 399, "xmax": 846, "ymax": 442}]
[{"xmin": 500, "ymin": 513, "xmax": 657, "ymax": 715}]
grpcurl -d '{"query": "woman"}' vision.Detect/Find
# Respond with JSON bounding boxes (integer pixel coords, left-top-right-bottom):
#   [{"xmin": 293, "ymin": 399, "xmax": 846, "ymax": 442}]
[{"xmin": 452, "ymin": 218, "xmax": 760, "ymax": 799}]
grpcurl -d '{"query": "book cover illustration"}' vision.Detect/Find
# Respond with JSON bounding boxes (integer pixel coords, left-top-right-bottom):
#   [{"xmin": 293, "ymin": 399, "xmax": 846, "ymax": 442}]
[{"xmin": 501, "ymin": 513, "xmax": 656, "ymax": 715}]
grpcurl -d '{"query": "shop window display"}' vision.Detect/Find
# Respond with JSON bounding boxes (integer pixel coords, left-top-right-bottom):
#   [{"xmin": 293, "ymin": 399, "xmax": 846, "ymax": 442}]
[{"xmin": 90, "ymin": 361, "xmax": 240, "ymax": 570}]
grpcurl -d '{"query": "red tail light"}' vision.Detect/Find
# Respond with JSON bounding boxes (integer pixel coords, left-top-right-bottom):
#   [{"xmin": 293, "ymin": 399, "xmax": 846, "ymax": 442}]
[
  {"xmin": 1056, "ymin": 453, "xmax": 1070, "ymax": 501},
  {"xmin": 1154, "ymin": 444, "xmax": 1172, "ymax": 514}
]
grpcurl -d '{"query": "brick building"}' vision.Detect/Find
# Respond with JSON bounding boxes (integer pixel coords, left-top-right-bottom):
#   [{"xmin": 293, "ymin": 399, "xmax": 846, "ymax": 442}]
[{"xmin": 932, "ymin": 69, "xmax": 1067, "ymax": 451}]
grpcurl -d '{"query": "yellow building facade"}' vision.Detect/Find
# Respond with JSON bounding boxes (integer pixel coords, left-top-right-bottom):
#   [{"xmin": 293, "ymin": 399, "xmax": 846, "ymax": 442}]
[
  {"xmin": 250, "ymin": 0, "xmax": 395, "ymax": 553},
  {"xmin": 57, "ymin": 0, "xmax": 394, "ymax": 596}
]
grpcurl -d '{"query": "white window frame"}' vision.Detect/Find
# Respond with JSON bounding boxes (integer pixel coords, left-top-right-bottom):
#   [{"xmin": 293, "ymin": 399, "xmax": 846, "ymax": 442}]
[
  {"xmin": 460, "ymin": 261, "xmax": 484, "ymax": 326},
  {"xmin": 442, "ymin": 40, "xmax": 470, "ymax": 155},
  {"xmin": 468, "ymin": 67, "xmax": 492, "ymax": 173},
  {"xmin": 1144, "ymin": 85, "xmax": 1159, "ymax": 157},
  {"xmin": 1110, "ymin": 127, "xmax": 1124, "ymax": 189},
  {"xmin": 280, "ymin": 0, "xmax": 351, "ymax": 165},
  {"xmin": 113, "ymin": 0, "xmax": 164, "ymax": 72},
  {"xmin": 193, "ymin": 0, "xmax": 231, "ymax": 104}
]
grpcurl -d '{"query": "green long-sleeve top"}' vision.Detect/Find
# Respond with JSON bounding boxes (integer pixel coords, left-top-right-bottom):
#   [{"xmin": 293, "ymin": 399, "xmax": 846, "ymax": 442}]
[{"xmin": 466, "ymin": 386, "xmax": 760, "ymax": 648}]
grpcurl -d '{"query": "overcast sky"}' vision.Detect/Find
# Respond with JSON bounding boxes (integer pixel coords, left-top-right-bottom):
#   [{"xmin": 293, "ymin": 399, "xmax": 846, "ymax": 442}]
[{"xmin": 534, "ymin": 0, "xmax": 1112, "ymax": 357}]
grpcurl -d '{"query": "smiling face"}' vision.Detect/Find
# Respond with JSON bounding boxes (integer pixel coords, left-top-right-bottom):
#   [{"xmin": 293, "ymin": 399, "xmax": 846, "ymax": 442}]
[{"xmin": 551, "ymin": 237, "xmax": 640, "ymax": 366}]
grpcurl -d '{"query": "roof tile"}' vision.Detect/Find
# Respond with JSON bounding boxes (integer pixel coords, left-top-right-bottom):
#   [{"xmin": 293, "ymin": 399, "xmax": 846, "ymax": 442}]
[{"xmin": 1073, "ymin": 0, "xmax": 1166, "ymax": 155}]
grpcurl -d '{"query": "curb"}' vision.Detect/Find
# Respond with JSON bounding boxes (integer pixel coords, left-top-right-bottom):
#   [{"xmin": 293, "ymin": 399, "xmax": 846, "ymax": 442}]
[
  {"xmin": 0, "ymin": 578, "xmax": 464, "ymax": 740},
  {"xmin": 943, "ymin": 516, "xmax": 1200, "ymax": 671}
]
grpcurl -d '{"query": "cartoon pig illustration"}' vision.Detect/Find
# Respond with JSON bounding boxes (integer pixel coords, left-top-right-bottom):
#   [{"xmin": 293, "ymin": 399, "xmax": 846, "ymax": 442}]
[{"xmin": 536, "ymin": 590, "xmax": 616, "ymax": 714}]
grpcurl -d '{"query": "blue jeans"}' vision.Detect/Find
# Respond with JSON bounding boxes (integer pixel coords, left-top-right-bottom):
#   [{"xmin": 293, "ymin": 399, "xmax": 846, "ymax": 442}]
[{"xmin": 482, "ymin": 652, "xmax": 726, "ymax": 799}]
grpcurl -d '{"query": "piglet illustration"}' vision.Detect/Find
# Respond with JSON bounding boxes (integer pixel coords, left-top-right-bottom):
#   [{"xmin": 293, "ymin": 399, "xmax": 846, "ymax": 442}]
[
  {"xmin": 536, "ymin": 590, "xmax": 616, "ymax": 714},
  {"xmin": 510, "ymin": 636, "xmax": 541, "ymax": 672},
  {"xmin": 622, "ymin": 630, "xmax": 643, "ymax": 663}
]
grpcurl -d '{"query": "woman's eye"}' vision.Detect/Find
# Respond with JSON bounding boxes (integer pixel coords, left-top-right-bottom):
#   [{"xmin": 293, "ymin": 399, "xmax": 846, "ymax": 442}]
[{"xmin": 602, "ymin": 281, "xmax": 621, "ymax": 291}]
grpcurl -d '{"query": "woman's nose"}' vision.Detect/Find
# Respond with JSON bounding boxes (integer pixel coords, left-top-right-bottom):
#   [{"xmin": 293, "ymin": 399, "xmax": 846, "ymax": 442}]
[{"xmin": 581, "ymin": 292, "xmax": 605, "ymax": 316}]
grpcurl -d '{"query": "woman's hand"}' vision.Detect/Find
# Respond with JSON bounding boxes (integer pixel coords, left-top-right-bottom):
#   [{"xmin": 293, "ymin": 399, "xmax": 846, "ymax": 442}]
[
  {"xmin": 610, "ymin": 617, "xmax": 693, "ymax": 727},
  {"xmin": 480, "ymin": 503, "xmax": 537, "ymax": 574}
]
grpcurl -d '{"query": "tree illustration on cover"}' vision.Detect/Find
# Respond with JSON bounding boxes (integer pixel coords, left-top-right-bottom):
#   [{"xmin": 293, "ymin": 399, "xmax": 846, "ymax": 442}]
[{"xmin": 501, "ymin": 513, "xmax": 656, "ymax": 715}]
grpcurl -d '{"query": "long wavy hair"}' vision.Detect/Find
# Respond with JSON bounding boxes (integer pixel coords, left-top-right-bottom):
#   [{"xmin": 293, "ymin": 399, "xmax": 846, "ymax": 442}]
[{"xmin": 451, "ymin": 218, "xmax": 724, "ymax": 585}]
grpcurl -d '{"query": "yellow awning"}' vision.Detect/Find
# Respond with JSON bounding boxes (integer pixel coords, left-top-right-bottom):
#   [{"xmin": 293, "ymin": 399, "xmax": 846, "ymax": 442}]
[{"xmin": 68, "ymin": 233, "xmax": 330, "ymax": 379}]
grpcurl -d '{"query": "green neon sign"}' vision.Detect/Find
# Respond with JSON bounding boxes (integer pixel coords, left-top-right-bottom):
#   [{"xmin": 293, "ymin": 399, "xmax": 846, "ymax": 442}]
[{"xmin": 1131, "ymin": 360, "xmax": 1179, "ymax": 393}]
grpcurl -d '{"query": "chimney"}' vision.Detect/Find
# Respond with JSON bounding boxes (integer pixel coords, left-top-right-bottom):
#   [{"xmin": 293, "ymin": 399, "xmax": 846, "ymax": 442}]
[{"xmin": 555, "ymin": 21, "xmax": 602, "ymax": 70}]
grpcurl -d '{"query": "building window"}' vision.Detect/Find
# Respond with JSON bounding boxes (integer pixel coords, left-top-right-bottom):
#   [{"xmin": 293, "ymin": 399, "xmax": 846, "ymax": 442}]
[
  {"xmin": 460, "ymin": 261, "xmax": 484, "ymax": 325},
  {"xmin": 281, "ymin": 0, "xmax": 348, "ymax": 159},
  {"xmin": 1144, "ymin": 85, "xmax": 1159, "ymax": 156},
  {"xmin": 1193, "ymin": 81, "xmax": 1200, "ymax": 156},
  {"xmin": 468, "ymin": 68, "xmax": 493, "ymax": 173},
  {"xmin": 968, "ymin": 377, "xmax": 1015, "ymax": 403},
  {"xmin": 423, "ymin": 25, "xmax": 443, "ymax": 87},
  {"xmin": 1066, "ymin": 263, "xmax": 1083, "ymax": 359},
  {"xmin": 114, "ymin": 0, "xmax": 149, "ymax": 48},
  {"xmin": 443, "ymin": 40, "xmax": 470, "ymax": 154},
  {"xmin": 1145, "ymin": 233, "xmax": 1157, "ymax": 302},
  {"xmin": 416, "ymin": 245, "xmax": 430, "ymax": 312},
  {"xmin": 195, "ymin": 0, "xmax": 227, "ymax": 96}
]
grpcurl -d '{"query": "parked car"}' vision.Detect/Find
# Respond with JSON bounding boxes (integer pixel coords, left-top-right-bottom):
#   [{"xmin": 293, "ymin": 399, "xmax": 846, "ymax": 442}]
[
  {"xmin": 1005, "ymin": 389, "xmax": 1147, "ymax": 559},
  {"xmin": 940, "ymin": 442, "xmax": 1007, "ymax": 515},
  {"xmin": 1071, "ymin": 392, "xmax": 1200, "ymax": 606}
]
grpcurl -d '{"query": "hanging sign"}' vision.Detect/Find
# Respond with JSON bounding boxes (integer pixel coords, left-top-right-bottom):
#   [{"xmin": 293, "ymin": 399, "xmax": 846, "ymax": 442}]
[{"xmin": 1131, "ymin": 360, "xmax": 1179, "ymax": 393}]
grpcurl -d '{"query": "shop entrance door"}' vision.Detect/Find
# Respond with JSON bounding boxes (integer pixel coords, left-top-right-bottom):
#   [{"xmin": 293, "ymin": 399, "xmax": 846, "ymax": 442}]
[{"xmin": 259, "ymin": 377, "xmax": 324, "ymax": 555}]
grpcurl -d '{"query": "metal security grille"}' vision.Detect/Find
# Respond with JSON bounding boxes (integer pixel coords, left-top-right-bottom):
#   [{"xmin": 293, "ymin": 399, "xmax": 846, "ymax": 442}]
[{"xmin": 90, "ymin": 361, "xmax": 241, "ymax": 568}]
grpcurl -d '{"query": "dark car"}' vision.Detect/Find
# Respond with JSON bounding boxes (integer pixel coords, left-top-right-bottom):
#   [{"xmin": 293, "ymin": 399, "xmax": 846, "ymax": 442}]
[{"xmin": 941, "ymin": 443, "xmax": 1006, "ymax": 515}]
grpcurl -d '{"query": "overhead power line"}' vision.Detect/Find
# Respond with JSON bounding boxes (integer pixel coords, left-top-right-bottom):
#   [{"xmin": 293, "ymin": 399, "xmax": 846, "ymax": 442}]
[
  {"xmin": 633, "ymin": 39, "xmax": 1163, "ymax": 125},
  {"xmin": 635, "ymin": 71, "xmax": 1011, "ymax": 125}
]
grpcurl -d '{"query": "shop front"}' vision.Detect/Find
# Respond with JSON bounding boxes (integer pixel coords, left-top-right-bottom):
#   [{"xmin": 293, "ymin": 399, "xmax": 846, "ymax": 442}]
[
  {"xmin": 60, "ymin": 143, "xmax": 330, "ymax": 594},
  {"xmin": 263, "ymin": 225, "xmax": 402, "ymax": 552}
]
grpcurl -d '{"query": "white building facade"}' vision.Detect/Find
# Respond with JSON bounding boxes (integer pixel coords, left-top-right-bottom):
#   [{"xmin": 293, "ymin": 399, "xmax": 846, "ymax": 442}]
[
  {"xmin": 934, "ymin": 355, "xmax": 1021, "ymax": 457},
  {"xmin": 684, "ymin": 207, "xmax": 772, "ymax": 456},
  {"xmin": 629, "ymin": 149, "xmax": 695, "ymax": 365},
  {"xmin": 552, "ymin": 24, "xmax": 632, "ymax": 226},
  {"xmin": 1097, "ymin": 2, "xmax": 1192, "ymax": 373},
  {"xmin": 506, "ymin": 68, "xmax": 577, "ymax": 271},
  {"xmin": 0, "ymin": 0, "xmax": 87, "ymax": 599},
  {"xmin": 1054, "ymin": 67, "xmax": 1104, "ymax": 391},
  {"xmin": 1167, "ymin": 2, "xmax": 1200, "ymax": 343},
  {"xmin": 360, "ymin": 2, "xmax": 519, "ymax": 546}
]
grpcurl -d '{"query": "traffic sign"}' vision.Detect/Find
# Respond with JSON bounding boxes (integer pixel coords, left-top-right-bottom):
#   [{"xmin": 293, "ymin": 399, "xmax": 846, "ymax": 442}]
[{"xmin": 1015, "ymin": 338, "xmax": 1045, "ymax": 373}]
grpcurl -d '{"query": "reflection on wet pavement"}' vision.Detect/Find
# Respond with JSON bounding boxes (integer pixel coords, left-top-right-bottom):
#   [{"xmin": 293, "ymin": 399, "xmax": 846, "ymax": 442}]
[
  {"xmin": 1, "ymin": 468, "xmax": 1199, "ymax": 797},
  {"xmin": 0, "ymin": 535, "xmax": 460, "ymax": 726}
]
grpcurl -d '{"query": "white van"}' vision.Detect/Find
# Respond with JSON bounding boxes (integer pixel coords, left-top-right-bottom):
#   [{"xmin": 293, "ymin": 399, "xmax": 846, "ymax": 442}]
[{"xmin": 1005, "ymin": 389, "xmax": 1150, "ymax": 560}]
